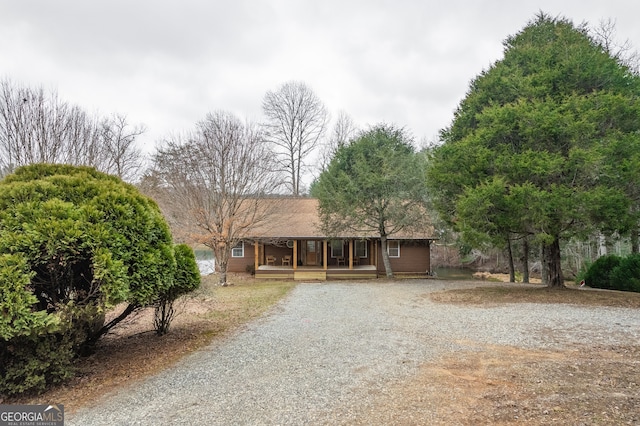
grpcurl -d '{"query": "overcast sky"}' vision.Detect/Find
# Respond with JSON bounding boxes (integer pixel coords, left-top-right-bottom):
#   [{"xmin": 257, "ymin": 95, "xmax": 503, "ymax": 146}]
[{"xmin": 1, "ymin": 0, "xmax": 639, "ymax": 153}]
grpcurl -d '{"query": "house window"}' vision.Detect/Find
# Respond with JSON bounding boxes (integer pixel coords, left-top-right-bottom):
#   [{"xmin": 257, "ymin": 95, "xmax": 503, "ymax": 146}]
[
  {"xmin": 330, "ymin": 240, "xmax": 344, "ymax": 258},
  {"xmin": 231, "ymin": 241, "xmax": 244, "ymax": 258},
  {"xmin": 387, "ymin": 240, "xmax": 400, "ymax": 258},
  {"xmin": 355, "ymin": 240, "xmax": 367, "ymax": 258}
]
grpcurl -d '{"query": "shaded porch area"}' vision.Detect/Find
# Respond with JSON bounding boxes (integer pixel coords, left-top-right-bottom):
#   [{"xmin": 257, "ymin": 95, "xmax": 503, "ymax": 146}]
[
  {"xmin": 252, "ymin": 238, "xmax": 379, "ymax": 281},
  {"xmin": 256, "ymin": 264, "xmax": 378, "ymax": 281}
]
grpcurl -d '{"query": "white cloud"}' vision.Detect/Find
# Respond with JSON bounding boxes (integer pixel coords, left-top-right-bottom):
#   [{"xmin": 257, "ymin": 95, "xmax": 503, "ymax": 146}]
[{"xmin": 1, "ymin": 0, "xmax": 639, "ymax": 153}]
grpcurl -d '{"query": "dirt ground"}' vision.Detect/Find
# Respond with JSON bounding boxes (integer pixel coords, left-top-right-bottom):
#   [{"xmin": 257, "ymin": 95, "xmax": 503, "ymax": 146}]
[
  {"xmin": 351, "ymin": 340, "xmax": 639, "ymax": 425},
  {"xmin": 354, "ymin": 284, "xmax": 640, "ymax": 425},
  {"xmin": 7, "ymin": 277, "xmax": 640, "ymax": 425}
]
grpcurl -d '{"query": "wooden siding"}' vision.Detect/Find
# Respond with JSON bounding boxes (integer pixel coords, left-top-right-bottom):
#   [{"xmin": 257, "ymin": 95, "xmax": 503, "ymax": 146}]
[
  {"xmin": 227, "ymin": 242, "xmax": 256, "ymax": 273},
  {"xmin": 375, "ymin": 240, "xmax": 431, "ymax": 275},
  {"xmin": 229, "ymin": 239, "xmax": 432, "ymax": 276}
]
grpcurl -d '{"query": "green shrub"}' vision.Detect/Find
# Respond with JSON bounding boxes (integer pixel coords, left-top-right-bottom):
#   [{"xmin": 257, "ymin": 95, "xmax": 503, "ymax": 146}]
[
  {"xmin": 610, "ymin": 253, "xmax": 640, "ymax": 292},
  {"xmin": 154, "ymin": 244, "xmax": 201, "ymax": 335},
  {"xmin": 0, "ymin": 254, "xmax": 67, "ymax": 396},
  {"xmin": 0, "ymin": 254, "xmax": 57, "ymax": 340},
  {"xmin": 0, "ymin": 164, "xmax": 200, "ymax": 395},
  {"xmin": 583, "ymin": 253, "xmax": 640, "ymax": 293},
  {"xmin": 0, "ymin": 333, "xmax": 75, "ymax": 396},
  {"xmin": 583, "ymin": 254, "xmax": 621, "ymax": 290},
  {"xmin": 171, "ymin": 244, "xmax": 201, "ymax": 298},
  {"xmin": 0, "ymin": 164, "xmax": 176, "ymax": 311}
]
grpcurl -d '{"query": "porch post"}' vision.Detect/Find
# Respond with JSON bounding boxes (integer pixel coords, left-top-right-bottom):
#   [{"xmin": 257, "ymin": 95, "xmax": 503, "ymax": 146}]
[
  {"xmin": 374, "ymin": 240, "xmax": 378, "ymax": 270},
  {"xmin": 323, "ymin": 240, "xmax": 328, "ymax": 270},
  {"xmin": 293, "ymin": 240, "xmax": 298, "ymax": 271},
  {"xmin": 254, "ymin": 240, "xmax": 259, "ymax": 272},
  {"xmin": 348, "ymin": 239, "xmax": 353, "ymax": 269},
  {"xmin": 371, "ymin": 240, "xmax": 375, "ymax": 266}
]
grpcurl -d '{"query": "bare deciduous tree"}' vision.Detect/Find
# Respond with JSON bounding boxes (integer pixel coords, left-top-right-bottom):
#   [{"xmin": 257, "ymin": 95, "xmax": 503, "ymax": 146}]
[
  {"xmin": 146, "ymin": 111, "xmax": 283, "ymax": 286},
  {"xmin": 0, "ymin": 78, "xmax": 145, "ymax": 180},
  {"xmin": 318, "ymin": 110, "xmax": 357, "ymax": 172},
  {"xmin": 590, "ymin": 18, "xmax": 640, "ymax": 73},
  {"xmin": 262, "ymin": 81, "xmax": 329, "ymax": 195},
  {"xmin": 98, "ymin": 114, "xmax": 145, "ymax": 181}
]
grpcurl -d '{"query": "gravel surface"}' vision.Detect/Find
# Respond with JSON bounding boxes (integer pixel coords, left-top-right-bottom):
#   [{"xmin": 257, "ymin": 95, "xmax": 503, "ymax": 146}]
[{"xmin": 67, "ymin": 280, "xmax": 640, "ymax": 425}]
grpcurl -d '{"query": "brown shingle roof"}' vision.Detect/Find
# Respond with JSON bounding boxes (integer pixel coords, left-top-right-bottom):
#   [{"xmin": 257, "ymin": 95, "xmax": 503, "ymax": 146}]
[
  {"xmin": 248, "ymin": 197, "xmax": 323, "ymax": 239},
  {"xmin": 247, "ymin": 197, "xmax": 435, "ymax": 240}
]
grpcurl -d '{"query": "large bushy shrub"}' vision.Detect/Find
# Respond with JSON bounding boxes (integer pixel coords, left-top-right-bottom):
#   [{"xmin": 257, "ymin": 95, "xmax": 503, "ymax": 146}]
[
  {"xmin": 583, "ymin": 254, "xmax": 621, "ymax": 290},
  {"xmin": 582, "ymin": 253, "xmax": 640, "ymax": 293},
  {"xmin": 0, "ymin": 254, "xmax": 73, "ymax": 395},
  {"xmin": 0, "ymin": 164, "xmax": 200, "ymax": 396},
  {"xmin": 610, "ymin": 253, "xmax": 640, "ymax": 292}
]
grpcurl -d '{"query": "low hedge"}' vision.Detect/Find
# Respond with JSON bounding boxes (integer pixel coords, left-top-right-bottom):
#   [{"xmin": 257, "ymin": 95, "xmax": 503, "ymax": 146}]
[{"xmin": 582, "ymin": 253, "xmax": 640, "ymax": 292}]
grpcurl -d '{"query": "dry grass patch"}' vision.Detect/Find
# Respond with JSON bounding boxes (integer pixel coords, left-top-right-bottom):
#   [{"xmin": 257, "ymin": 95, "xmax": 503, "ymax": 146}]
[
  {"xmin": 8, "ymin": 273, "xmax": 296, "ymax": 412},
  {"xmin": 349, "ymin": 342, "xmax": 640, "ymax": 425},
  {"xmin": 359, "ymin": 282, "xmax": 640, "ymax": 424},
  {"xmin": 430, "ymin": 283, "xmax": 640, "ymax": 308}
]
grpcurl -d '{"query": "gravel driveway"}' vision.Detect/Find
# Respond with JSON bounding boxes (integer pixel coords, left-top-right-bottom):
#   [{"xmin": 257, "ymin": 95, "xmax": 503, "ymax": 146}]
[{"xmin": 67, "ymin": 280, "xmax": 640, "ymax": 425}]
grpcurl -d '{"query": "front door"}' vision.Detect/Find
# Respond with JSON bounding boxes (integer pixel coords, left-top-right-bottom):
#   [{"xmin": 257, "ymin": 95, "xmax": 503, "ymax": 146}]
[{"xmin": 306, "ymin": 240, "xmax": 318, "ymax": 266}]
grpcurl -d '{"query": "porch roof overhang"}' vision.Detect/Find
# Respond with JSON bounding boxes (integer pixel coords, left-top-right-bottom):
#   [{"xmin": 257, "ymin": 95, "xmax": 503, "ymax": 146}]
[
  {"xmin": 240, "ymin": 197, "xmax": 437, "ymax": 242},
  {"xmin": 246, "ymin": 234, "xmax": 439, "ymax": 242}
]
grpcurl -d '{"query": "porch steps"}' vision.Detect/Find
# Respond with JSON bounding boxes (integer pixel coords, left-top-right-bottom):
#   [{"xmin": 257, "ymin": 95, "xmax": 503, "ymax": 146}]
[
  {"xmin": 294, "ymin": 270, "xmax": 327, "ymax": 281},
  {"xmin": 255, "ymin": 265, "xmax": 379, "ymax": 280},
  {"xmin": 327, "ymin": 272, "xmax": 377, "ymax": 280},
  {"xmin": 258, "ymin": 273, "xmax": 293, "ymax": 280}
]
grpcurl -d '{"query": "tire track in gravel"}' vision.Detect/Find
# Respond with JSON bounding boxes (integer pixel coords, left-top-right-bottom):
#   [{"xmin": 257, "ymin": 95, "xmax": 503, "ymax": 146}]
[{"xmin": 67, "ymin": 280, "xmax": 640, "ymax": 425}]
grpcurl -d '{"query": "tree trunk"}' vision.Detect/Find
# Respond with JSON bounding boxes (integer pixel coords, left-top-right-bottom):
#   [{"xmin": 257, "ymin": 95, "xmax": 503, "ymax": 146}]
[
  {"xmin": 290, "ymin": 156, "xmax": 298, "ymax": 196},
  {"xmin": 597, "ymin": 232, "xmax": 607, "ymax": 257},
  {"xmin": 522, "ymin": 237, "xmax": 530, "ymax": 283},
  {"xmin": 380, "ymin": 234, "xmax": 394, "ymax": 278},
  {"xmin": 542, "ymin": 237, "xmax": 564, "ymax": 288},
  {"xmin": 213, "ymin": 245, "xmax": 230, "ymax": 286},
  {"xmin": 631, "ymin": 226, "xmax": 639, "ymax": 254},
  {"xmin": 83, "ymin": 303, "xmax": 139, "ymax": 354},
  {"xmin": 506, "ymin": 237, "xmax": 515, "ymax": 283},
  {"xmin": 154, "ymin": 298, "xmax": 175, "ymax": 336}
]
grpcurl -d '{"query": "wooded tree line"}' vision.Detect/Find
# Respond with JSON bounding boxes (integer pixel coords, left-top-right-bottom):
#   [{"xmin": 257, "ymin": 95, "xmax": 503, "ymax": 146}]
[
  {"xmin": 0, "ymin": 78, "xmax": 338, "ymax": 189},
  {"xmin": 2, "ymin": 13, "xmax": 640, "ymax": 288},
  {"xmin": 0, "ymin": 79, "xmax": 144, "ymax": 181},
  {"xmin": 144, "ymin": 91, "xmax": 429, "ymax": 283},
  {"xmin": 0, "ymin": 76, "xmax": 359, "ymax": 285},
  {"xmin": 426, "ymin": 13, "xmax": 640, "ymax": 287}
]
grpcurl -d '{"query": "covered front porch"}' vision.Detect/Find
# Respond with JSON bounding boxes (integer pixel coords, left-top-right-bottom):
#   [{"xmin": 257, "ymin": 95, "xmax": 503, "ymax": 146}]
[{"xmin": 253, "ymin": 239, "xmax": 379, "ymax": 281}]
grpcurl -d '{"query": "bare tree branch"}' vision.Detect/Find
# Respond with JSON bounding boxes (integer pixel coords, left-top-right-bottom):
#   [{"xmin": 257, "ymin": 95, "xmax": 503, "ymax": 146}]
[
  {"xmin": 262, "ymin": 81, "xmax": 328, "ymax": 195},
  {"xmin": 145, "ymin": 111, "xmax": 284, "ymax": 285},
  {"xmin": 318, "ymin": 110, "xmax": 357, "ymax": 172},
  {"xmin": 0, "ymin": 78, "xmax": 146, "ymax": 180},
  {"xmin": 590, "ymin": 18, "xmax": 640, "ymax": 74}
]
